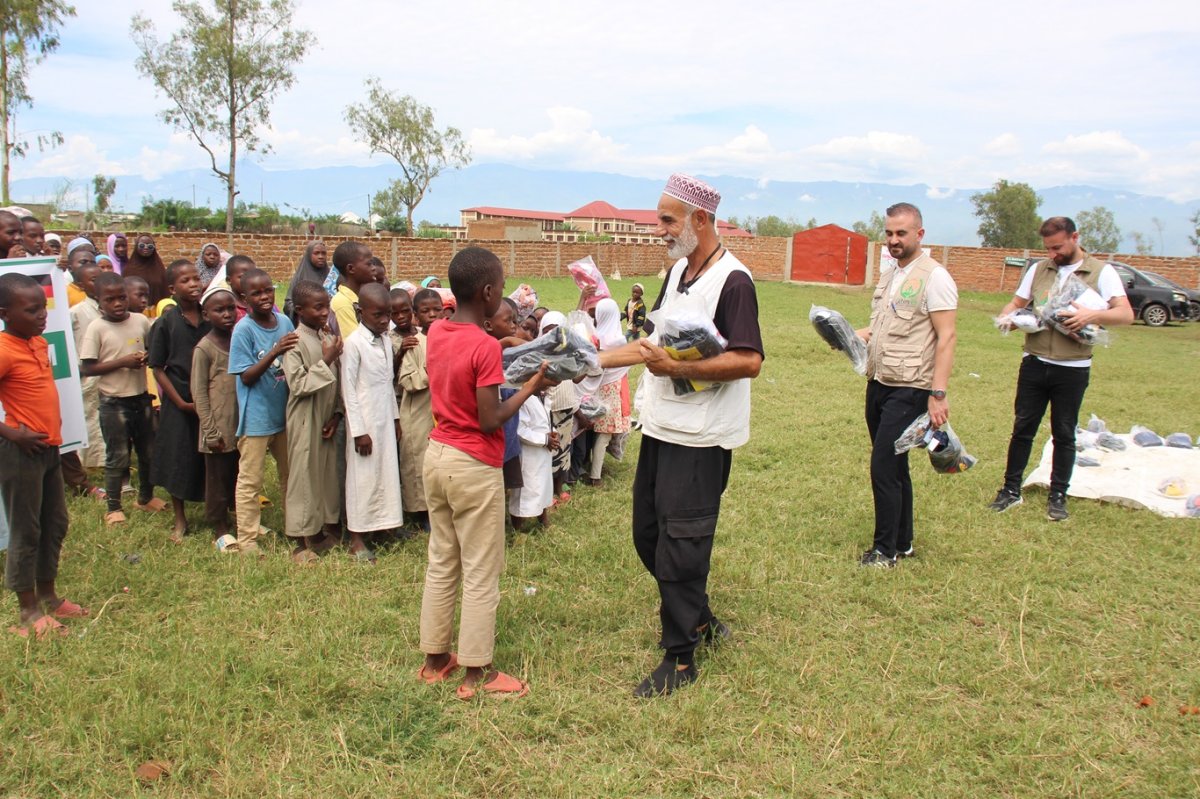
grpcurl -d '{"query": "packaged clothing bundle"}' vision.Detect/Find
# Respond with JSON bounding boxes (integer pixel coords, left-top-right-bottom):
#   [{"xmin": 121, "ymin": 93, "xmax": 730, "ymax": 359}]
[
  {"xmin": 577, "ymin": 394, "xmax": 605, "ymax": 421},
  {"xmin": 648, "ymin": 304, "xmax": 728, "ymax": 395},
  {"xmin": 434, "ymin": 287, "xmax": 456, "ymax": 311},
  {"xmin": 1039, "ymin": 274, "xmax": 1110, "ymax": 346},
  {"xmin": 1165, "ymin": 432, "xmax": 1193, "ymax": 449},
  {"xmin": 568, "ymin": 255, "xmax": 611, "ymax": 309},
  {"xmin": 1131, "ymin": 425, "xmax": 1164, "ymax": 447},
  {"xmin": 1087, "ymin": 413, "xmax": 1108, "ymax": 433},
  {"xmin": 508, "ymin": 284, "xmax": 538, "ymax": 321},
  {"xmin": 994, "ymin": 308, "xmax": 1045, "ymax": 334},
  {"xmin": 1076, "ymin": 427, "xmax": 1126, "ymax": 451},
  {"xmin": 809, "ymin": 305, "xmax": 867, "ymax": 375},
  {"xmin": 502, "ymin": 324, "xmax": 599, "ymax": 386},
  {"xmin": 893, "ymin": 412, "xmax": 978, "ymax": 474}
]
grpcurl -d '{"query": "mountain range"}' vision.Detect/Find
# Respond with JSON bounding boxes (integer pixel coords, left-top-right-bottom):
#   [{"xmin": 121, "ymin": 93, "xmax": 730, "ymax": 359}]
[{"xmin": 11, "ymin": 162, "xmax": 1199, "ymax": 255}]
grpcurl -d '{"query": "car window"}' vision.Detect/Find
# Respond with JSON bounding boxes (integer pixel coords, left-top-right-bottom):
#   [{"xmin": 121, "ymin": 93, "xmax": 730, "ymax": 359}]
[{"xmin": 1143, "ymin": 272, "xmax": 1177, "ymax": 289}]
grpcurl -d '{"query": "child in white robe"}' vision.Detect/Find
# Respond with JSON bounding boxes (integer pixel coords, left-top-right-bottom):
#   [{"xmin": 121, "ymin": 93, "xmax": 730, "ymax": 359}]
[
  {"xmin": 340, "ymin": 284, "xmax": 402, "ymax": 561},
  {"xmin": 508, "ymin": 391, "xmax": 555, "ymax": 529}
]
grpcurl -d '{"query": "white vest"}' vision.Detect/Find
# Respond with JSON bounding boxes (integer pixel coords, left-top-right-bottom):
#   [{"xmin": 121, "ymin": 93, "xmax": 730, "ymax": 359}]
[{"xmin": 638, "ymin": 251, "xmax": 754, "ymax": 450}]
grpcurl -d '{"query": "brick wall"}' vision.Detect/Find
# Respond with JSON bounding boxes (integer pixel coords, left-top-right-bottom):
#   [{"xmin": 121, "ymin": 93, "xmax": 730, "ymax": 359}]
[{"xmin": 55, "ymin": 230, "xmax": 1199, "ymax": 292}]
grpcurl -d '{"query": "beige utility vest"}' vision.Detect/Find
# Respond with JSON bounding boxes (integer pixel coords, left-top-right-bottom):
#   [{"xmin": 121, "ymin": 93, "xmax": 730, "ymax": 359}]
[
  {"xmin": 1023, "ymin": 255, "xmax": 1105, "ymax": 362},
  {"xmin": 866, "ymin": 255, "xmax": 939, "ymax": 390}
]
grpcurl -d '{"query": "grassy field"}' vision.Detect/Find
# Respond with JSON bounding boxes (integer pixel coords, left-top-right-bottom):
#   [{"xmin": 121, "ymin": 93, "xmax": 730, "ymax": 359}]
[{"xmin": 2, "ymin": 276, "xmax": 1198, "ymax": 798}]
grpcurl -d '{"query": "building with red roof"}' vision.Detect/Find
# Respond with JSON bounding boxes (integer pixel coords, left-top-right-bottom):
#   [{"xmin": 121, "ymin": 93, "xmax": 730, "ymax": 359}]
[{"xmin": 457, "ymin": 202, "xmax": 750, "ymax": 243}]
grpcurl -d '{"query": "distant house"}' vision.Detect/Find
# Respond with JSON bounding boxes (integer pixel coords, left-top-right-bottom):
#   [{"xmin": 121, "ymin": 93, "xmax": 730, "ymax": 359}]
[{"xmin": 457, "ymin": 202, "xmax": 751, "ymax": 243}]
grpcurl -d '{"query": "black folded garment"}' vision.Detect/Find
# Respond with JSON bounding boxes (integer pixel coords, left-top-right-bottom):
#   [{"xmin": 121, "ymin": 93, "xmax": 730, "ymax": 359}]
[{"xmin": 503, "ymin": 326, "xmax": 598, "ymax": 385}]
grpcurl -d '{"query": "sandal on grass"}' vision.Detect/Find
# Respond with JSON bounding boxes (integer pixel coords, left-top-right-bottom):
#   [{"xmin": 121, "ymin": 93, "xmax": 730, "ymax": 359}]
[
  {"xmin": 85, "ymin": 486, "xmax": 107, "ymax": 501},
  {"xmin": 455, "ymin": 671, "xmax": 529, "ymax": 700},
  {"xmin": 291, "ymin": 549, "xmax": 320, "ymax": 565},
  {"xmin": 134, "ymin": 497, "xmax": 167, "ymax": 512},
  {"xmin": 8, "ymin": 615, "xmax": 69, "ymax": 639},
  {"xmin": 416, "ymin": 653, "xmax": 459, "ymax": 684},
  {"xmin": 48, "ymin": 599, "xmax": 90, "ymax": 619},
  {"xmin": 104, "ymin": 510, "xmax": 127, "ymax": 526}
]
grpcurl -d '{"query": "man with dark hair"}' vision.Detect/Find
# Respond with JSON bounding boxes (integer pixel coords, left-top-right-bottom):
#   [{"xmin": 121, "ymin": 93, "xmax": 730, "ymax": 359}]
[
  {"xmin": 855, "ymin": 203, "xmax": 957, "ymax": 567},
  {"xmin": 599, "ymin": 174, "xmax": 764, "ymax": 697},
  {"xmin": 0, "ymin": 211, "xmax": 23, "ymax": 258},
  {"xmin": 990, "ymin": 216, "xmax": 1133, "ymax": 521}
]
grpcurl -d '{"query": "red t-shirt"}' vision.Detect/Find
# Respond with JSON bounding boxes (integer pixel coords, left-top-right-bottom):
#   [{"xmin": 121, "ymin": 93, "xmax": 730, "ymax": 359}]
[
  {"xmin": 0, "ymin": 332, "xmax": 63, "ymax": 446},
  {"xmin": 427, "ymin": 320, "xmax": 505, "ymax": 467}
]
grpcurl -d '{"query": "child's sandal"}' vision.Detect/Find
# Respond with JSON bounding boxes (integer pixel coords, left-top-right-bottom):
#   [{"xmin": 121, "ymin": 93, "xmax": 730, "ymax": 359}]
[{"xmin": 104, "ymin": 510, "xmax": 127, "ymax": 526}]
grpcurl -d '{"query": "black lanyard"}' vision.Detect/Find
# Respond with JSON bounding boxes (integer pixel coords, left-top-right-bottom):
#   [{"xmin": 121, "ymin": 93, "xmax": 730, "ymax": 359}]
[{"xmin": 677, "ymin": 244, "xmax": 724, "ymax": 294}]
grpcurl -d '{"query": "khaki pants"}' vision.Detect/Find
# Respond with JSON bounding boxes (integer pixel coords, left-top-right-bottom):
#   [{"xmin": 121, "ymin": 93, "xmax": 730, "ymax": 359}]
[
  {"xmin": 234, "ymin": 433, "xmax": 288, "ymax": 551},
  {"xmin": 419, "ymin": 440, "xmax": 506, "ymax": 668}
]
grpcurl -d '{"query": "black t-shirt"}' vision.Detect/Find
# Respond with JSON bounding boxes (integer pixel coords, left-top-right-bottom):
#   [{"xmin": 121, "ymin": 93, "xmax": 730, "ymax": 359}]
[
  {"xmin": 647, "ymin": 262, "xmax": 765, "ymax": 358},
  {"xmin": 148, "ymin": 306, "xmax": 211, "ymax": 399}
]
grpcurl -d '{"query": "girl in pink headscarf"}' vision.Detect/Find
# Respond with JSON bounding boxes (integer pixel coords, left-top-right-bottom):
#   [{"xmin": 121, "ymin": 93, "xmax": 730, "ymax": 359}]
[{"xmin": 106, "ymin": 233, "xmax": 129, "ymax": 274}]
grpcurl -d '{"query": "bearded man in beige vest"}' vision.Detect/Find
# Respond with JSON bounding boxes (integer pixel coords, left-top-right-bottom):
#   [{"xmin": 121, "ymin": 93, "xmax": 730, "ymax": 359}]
[
  {"xmin": 856, "ymin": 203, "xmax": 958, "ymax": 567},
  {"xmin": 989, "ymin": 217, "xmax": 1133, "ymax": 521}
]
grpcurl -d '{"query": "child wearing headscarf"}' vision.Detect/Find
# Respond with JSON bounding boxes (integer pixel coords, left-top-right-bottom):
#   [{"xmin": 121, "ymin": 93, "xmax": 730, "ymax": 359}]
[
  {"xmin": 283, "ymin": 240, "xmax": 332, "ymax": 321},
  {"xmin": 106, "ymin": 233, "xmax": 129, "ymax": 274},
  {"xmin": 581, "ymin": 297, "xmax": 631, "ymax": 486},
  {"xmin": 196, "ymin": 242, "xmax": 224, "ymax": 289}
]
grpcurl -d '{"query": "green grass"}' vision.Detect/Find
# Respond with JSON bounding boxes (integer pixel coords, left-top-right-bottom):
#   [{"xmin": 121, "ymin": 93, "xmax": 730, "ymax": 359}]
[{"xmin": 4, "ymin": 278, "xmax": 1199, "ymax": 798}]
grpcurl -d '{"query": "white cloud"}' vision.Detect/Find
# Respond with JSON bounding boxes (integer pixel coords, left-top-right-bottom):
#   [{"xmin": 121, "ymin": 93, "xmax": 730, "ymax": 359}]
[
  {"xmin": 756, "ymin": 177, "xmax": 770, "ymax": 190},
  {"xmin": 984, "ymin": 133, "xmax": 1020, "ymax": 156},
  {"xmin": 28, "ymin": 135, "xmax": 123, "ymax": 178},
  {"xmin": 798, "ymin": 193, "xmax": 817, "ymax": 202},
  {"xmin": 1042, "ymin": 131, "xmax": 1149, "ymax": 161},
  {"xmin": 806, "ymin": 131, "xmax": 928, "ymax": 159},
  {"xmin": 926, "ymin": 187, "xmax": 956, "ymax": 199},
  {"xmin": 468, "ymin": 107, "xmax": 623, "ymax": 166}
]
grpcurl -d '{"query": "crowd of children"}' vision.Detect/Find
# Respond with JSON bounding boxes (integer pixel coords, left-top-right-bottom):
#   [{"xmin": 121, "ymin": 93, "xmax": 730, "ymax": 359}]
[{"xmin": 2, "ymin": 224, "xmax": 644, "ymax": 698}]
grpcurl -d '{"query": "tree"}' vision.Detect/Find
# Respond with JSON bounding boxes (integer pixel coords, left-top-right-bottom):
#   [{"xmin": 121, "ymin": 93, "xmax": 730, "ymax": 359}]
[
  {"xmin": 852, "ymin": 211, "xmax": 885, "ymax": 241},
  {"xmin": 131, "ymin": 0, "xmax": 313, "ymax": 237},
  {"xmin": 345, "ymin": 78, "xmax": 470, "ymax": 237},
  {"xmin": 0, "ymin": 0, "xmax": 75, "ymax": 204},
  {"xmin": 970, "ymin": 180, "xmax": 1042, "ymax": 248},
  {"xmin": 726, "ymin": 215, "xmax": 815, "ymax": 237},
  {"xmin": 92, "ymin": 173, "xmax": 115, "ymax": 213},
  {"xmin": 1129, "ymin": 231, "xmax": 1155, "ymax": 255},
  {"xmin": 1075, "ymin": 206, "xmax": 1121, "ymax": 253},
  {"xmin": 1189, "ymin": 210, "xmax": 1200, "ymax": 254}
]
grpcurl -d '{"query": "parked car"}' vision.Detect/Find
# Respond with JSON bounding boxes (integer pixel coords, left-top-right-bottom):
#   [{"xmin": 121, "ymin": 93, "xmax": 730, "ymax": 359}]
[
  {"xmin": 1109, "ymin": 262, "xmax": 1191, "ymax": 327},
  {"xmin": 1142, "ymin": 270, "xmax": 1200, "ymax": 321},
  {"xmin": 1015, "ymin": 258, "xmax": 1190, "ymax": 327}
]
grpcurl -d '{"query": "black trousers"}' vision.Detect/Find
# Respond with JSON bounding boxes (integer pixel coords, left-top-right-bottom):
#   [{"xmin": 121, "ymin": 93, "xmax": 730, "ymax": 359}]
[
  {"xmin": 203, "ymin": 451, "xmax": 239, "ymax": 528},
  {"xmin": 99, "ymin": 394, "xmax": 155, "ymax": 511},
  {"xmin": 1003, "ymin": 357, "xmax": 1090, "ymax": 495},
  {"xmin": 1, "ymin": 441, "xmax": 69, "ymax": 593},
  {"xmin": 632, "ymin": 435, "xmax": 731, "ymax": 661},
  {"xmin": 865, "ymin": 380, "xmax": 929, "ymax": 558}
]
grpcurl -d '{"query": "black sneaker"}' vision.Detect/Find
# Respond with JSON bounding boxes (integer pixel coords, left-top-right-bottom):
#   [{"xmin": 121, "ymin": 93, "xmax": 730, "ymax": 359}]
[
  {"xmin": 1047, "ymin": 491, "xmax": 1069, "ymax": 522},
  {"xmin": 859, "ymin": 549, "xmax": 896, "ymax": 568},
  {"xmin": 634, "ymin": 660, "xmax": 697, "ymax": 698},
  {"xmin": 698, "ymin": 617, "xmax": 731, "ymax": 647},
  {"xmin": 897, "ymin": 547, "xmax": 915, "ymax": 559},
  {"xmin": 988, "ymin": 488, "xmax": 1023, "ymax": 513}
]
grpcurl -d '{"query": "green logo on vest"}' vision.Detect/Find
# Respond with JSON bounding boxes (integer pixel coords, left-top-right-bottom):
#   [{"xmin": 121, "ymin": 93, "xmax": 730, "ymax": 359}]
[{"xmin": 899, "ymin": 277, "xmax": 924, "ymax": 300}]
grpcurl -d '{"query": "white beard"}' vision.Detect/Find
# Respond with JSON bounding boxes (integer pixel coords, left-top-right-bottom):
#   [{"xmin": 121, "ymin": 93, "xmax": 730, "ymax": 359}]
[{"xmin": 666, "ymin": 219, "xmax": 699, "ymax": 260}]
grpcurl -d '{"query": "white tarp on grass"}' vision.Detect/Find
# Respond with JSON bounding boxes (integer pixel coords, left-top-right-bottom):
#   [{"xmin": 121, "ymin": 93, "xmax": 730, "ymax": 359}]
[{"xmin": 1024, "ymin": 434, "xmax": 1200, "ymax": 518}]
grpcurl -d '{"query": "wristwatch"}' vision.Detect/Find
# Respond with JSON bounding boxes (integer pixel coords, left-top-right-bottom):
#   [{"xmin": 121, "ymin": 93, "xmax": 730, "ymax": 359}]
[{"xmin": 931, "ymin": 389, "xmax": 947, "ymax": 400}]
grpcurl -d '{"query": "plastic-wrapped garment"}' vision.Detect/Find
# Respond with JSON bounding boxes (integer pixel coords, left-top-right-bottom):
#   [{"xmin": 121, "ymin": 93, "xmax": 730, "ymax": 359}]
[
  {"xmin": 1075, "ymin": 429, "xmax": 1100, "ymax": 450},
  {"xmin": 434, "ymin": 287, "xmax": 456, "ymax": 311},
  {"xmin": 508, "ymin": 284, "xmax": 538, "ymax": 321},
  {"xmin": 577, "ymin": 394, "xmax": 605, "ymax": 421},
  {"xmin": 568, "ymin": 255, "xmax": 611, "ymax": 309},
  {"xmin": 502, "ymin": 325, "xmax": 599, "ymax": 386},
  {"xmin": 893, "ymin": 412, "xmax": 978, "ymax": 474},
  {"xmin": 1165, "ymin": 432, "xmax": 1193, "ymax": 449},
  {"xmin": 1186, "ymin": 494, "xmax": 1200, "ymax": 518},
  {"xmin": 648, "ymin": 305, "xmax": 729, "ymax": 396},
  {"xmin": 994, "ymin": 308, "xmax": 1045, "ymax": 334},
  {"xmin": 1131, "ymin": 425, "xmax": 1164, "ymax": 447},
  {"xmin": 1157, "ymin": 477, "xmax": 1189, "ymax": 498},
  {"xmin": 1039, "ymin": 274, "xmax": 1111, "ymax": 346},
  {"xmin": 810, "ymin": 305, "xmax": 867, "ymax": 375},
  {"xmin": 1086, "ymin": 413, "xmax": 1108, "ymax": 433},
  {"xmin": 1076, "ymin": 455, "xmax": 1101, "ymax": 468},
  {"xmin": 1096, "ymin": 431, "xmax": 1126, "ymax": 451}
]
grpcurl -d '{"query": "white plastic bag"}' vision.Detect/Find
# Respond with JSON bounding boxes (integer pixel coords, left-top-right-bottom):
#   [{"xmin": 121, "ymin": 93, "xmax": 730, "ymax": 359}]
[
  {"xmin": 647, "ymin": 301, "xmax": 728, "ymax": 396},
  {"xmin": 893, "ymin": 412, "xmax": 978, "ymax": 474},
  {"xmin": 1040, "ymin": 274, "xmax": 1110, "ymax": 346},
  {"xmin": 1131, "ymin": 425, "xmax": 1164, "ymax": 447},
  {"xmin": 994, "ymin": 308, "xmax": 1045, "ymax": 334}
]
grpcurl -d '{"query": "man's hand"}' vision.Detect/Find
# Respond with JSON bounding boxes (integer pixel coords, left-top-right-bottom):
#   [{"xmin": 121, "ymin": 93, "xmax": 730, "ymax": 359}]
[
  {"xmin": 321, "ymin": 416, "xmax": 339, "ymax": 440},
  {"xmin": 321, "ymin": 334, "xmax": 343, "ymax": 365},
  {"xmin": 527, "ymin": 361, "xmax": 559, "ymax": 392},
  {"xmin": 639, "ymin": 339, "xmax": 679, "ymax": 377},
  {"xmin": 272, "ymin": 331, "xmax": 301, "ymax": 358},
  {"xmin": 1056, "ymin": 302, "xmax": 1099, "ymax": 332},
  {"xmin": 3, "ymin": 423, "xmax": 50, "ymax": 456},
  {"xmin": 548, "ymin": 431, "xmax": 560, "ymax": 450},
  {"xmin": 928, "ymin": 394, "xmax": 949, "ymax": 428},
  {"xmin": 354, "ymin": 434, "xmax": 373, "ymax": 456},
  {"xmin": 855, "ymin": 327, "xmax": 871, "ymax": 344}
]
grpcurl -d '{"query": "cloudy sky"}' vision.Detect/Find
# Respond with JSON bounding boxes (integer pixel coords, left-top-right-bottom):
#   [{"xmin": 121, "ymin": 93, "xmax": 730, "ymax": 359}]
[{"xmin": 12, "ymin": 0, "xmax": 1200, "ymax": 202}]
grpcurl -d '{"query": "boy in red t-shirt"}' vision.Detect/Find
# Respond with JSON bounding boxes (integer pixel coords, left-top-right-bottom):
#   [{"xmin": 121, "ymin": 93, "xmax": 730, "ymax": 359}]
[
  {"xmin": 417, "ymin": 247, "xmax": 552, "ymax": 700},
  {"xmin": 0, "ymin": 273, "xmax": 87, "ymax": 638}
]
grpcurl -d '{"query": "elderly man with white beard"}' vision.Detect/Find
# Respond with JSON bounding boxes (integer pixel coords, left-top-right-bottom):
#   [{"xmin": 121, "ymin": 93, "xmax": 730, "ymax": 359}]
[{"xmin": 599, "ymin": 174, "xmax": 764, "ymax": 697}]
